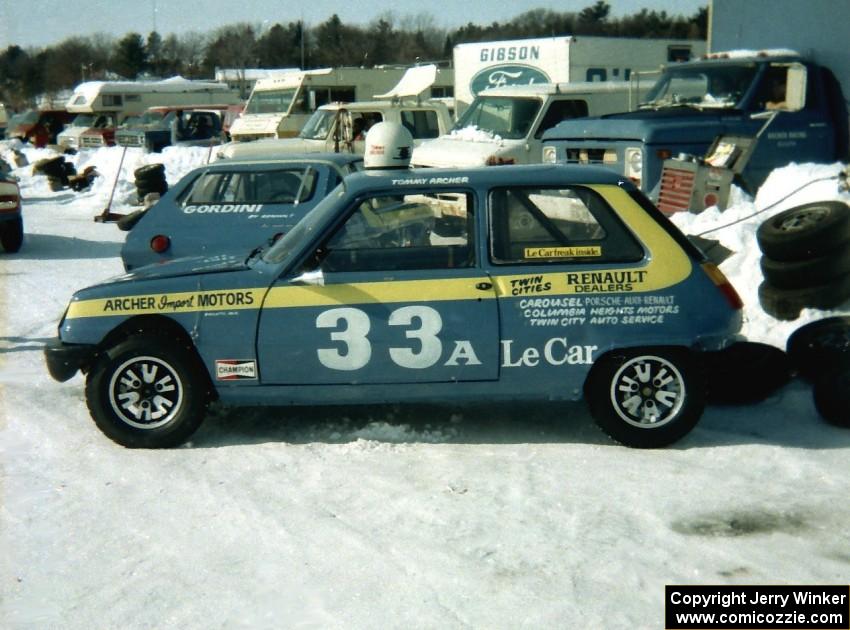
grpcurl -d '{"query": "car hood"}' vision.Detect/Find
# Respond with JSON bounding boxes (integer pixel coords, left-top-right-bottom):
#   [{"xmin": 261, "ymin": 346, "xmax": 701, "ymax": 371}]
[
  {"xmin": 109, "ymin": 254, "xmax": 251, "ymax": 284},
  {"xmin": 544, "ymin": 107, "xmax": 752, "ymax": 144},
  {"xmin": 412, "ymin": 135, "xmax": 514, "ymax": 168}
]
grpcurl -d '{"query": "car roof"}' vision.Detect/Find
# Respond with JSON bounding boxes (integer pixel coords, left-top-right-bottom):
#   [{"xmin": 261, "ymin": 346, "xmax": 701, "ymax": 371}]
[
  {"xmin": 216, "ymin": 151, "xmax": 363, "ymax": 168},
  {"xmin": 342, "ymin": 164, "xmax": 629, "ymax": 195}
]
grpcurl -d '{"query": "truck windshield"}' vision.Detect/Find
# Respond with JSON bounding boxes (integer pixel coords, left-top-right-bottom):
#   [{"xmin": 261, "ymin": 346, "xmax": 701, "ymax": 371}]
[
  {"xmin": 69, "ymin": 114, "xmax": 96, "ymax": 127},
  {"xmin": 452, "ymin": 96, "xmax": 541, "ymax": 139},
  {"xmin": 245, "ymin": 88, "xmax": 298, "ymax": 115},
  {"xmin": 642, "ymin": 64, "xmax": 759, "ymax": 109},
  {"xmin": 137, "ymin": 111, "xmax": 167, "ymax": 125},
  {"xmin": 299, "ymin": 109, "xmax": 336, "ymax": 140}
]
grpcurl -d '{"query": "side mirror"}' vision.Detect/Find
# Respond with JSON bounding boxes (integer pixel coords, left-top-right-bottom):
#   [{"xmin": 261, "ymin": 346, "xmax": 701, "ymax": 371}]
[
  {"xmin": 290, "ymin": 268, "xmax": 324, "ymax": 286},
  {"xmin": 784, "ymin": 63, "xmax": 807, "ymax": 112}
]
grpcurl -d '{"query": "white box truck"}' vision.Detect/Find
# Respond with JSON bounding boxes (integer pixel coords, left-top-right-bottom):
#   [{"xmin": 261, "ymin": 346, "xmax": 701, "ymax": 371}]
[
  {"xmin": 453, "ymin": 35, "xmax": 705, "ymax": 113},
  {"xmin": 229, "ymin": 66, "xmax": 454, "ymax": 142}
]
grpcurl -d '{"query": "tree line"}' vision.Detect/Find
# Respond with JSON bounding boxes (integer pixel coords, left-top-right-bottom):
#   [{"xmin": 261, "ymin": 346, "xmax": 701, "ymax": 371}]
[{"xmin": 0, "ymin": 1, "xmax": 707, "ymax": 110}]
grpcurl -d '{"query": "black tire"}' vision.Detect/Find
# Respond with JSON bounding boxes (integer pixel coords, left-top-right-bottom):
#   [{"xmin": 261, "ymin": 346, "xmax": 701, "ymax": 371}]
[
  {"xmin": 758, "ymin": 274, "xmax": 850, "ymax": 321},
  {"xmin": 38, "ymin": 156, "xmax": 66, "ymax": 178},
  {"xmin": 584, "ymin": 347, "xmax": 705, "ymax": 448},
  {"xmin": 134, "ymin": 163, "xmax": 166, "ymax": 180},
  {"xmin": 756, "ymin": 201, "xmax": 850, "ymax": 261},
  {"xmin": 135, "ymin": 171, "xmax": 167, "ymax": 187},
  {"xmin": 812, "ymin": 361, "xmax": 850, "ymax": 427},
  {"xmin": 85, "ymin": 334, "xmax": 211, "ymax": 448},
  {"xmin": 702, "ymin": 342, "xmax": 792, "ymax": 404},
  {"xmin": 786, "ymin": 316, "xmax": 850, "ymax": 381},
  {"xmin": 760, "ymin": 243, "xmax": 850, "ymax": 289},
  {"xmin": 0, "ymin": 217, "xmax": 23, "ymax": 253}
]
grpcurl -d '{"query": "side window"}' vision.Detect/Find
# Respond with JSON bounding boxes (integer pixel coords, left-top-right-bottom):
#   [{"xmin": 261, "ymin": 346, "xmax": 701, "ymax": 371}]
[
  {"xmin": 400, "ymin": 110, "xmax": 440, "ymax": 139},
  {"xmin": 489, "ymin": 187, "xmax": 643, "ymax": 264},
  {"xmin": 319, "ymin": 191, "xmax": 474, "ymax": 272},
  {"xmin": 534, "ymin": 100, "xmax": 590, "ymax": 138},
  {"xmin": 351, "ymin": 112, "xmax": 383, "ymax": 140},
  {"xmin": 178, "ymin": 168, "xmax": 319, "ymax": 206}
]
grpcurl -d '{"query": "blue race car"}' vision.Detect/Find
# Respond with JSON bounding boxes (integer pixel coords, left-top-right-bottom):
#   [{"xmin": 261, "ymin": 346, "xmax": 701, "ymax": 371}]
[
  {"xmin": 121, "ymin": 153, "xmax": 362, "ymax": 271},
  {"xmin": 46, "ymin": 164, "xmax": 743, "ymax": 448}
]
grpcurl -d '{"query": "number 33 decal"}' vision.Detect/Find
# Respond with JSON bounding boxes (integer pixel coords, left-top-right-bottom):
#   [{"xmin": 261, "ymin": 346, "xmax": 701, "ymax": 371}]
[{"xmin": 316, "ymin": 306, "xmax": 443, "ymax": 371}]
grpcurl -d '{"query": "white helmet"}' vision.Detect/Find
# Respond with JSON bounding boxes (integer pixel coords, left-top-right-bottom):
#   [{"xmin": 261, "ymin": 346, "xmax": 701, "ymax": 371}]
[{"xmin": 364, "ymin": 122, "xmax": 413, "ymax": 169}]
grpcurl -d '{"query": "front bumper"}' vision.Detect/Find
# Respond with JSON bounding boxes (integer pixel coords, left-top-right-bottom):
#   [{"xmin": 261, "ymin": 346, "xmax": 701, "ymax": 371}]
[{"xmin": 44, "ymin": 339, "xmax": 97, "ymax": 382}]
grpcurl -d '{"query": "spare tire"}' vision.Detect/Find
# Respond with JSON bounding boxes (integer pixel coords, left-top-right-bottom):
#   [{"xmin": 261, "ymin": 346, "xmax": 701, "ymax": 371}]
[
  {"xmin": 760, "ymin": 243, "xmax": 850, "ymax": 289},
  {"xmin": 702, "ymin": 342, "xmax": 792, "ymax": 404},
  {"xmin": 758, "ymin": 274, "xmax": 850, "ymax": 321},
  {"xmin": 134, "ymin": 163, "xmax": 166, "ymax": 180},
  {"xmin": 37, "ymin": 156, "xmax": 66, "ymax": 178},
  {"xmin": 786, "ymin": 316, "xmax": 850, "ymax": 381},
  {"xmin": 812, "ymin": 361, "xmax": 850, "ymax": 427},
  {"xmin": 756, "ymin": 201, "xmax": 850, "ymax": 261}
]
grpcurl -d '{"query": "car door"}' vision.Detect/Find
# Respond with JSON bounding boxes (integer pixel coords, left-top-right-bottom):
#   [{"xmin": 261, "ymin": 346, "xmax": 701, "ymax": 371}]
[{"xmin": 255, "ymin": 188, "xmax": 501, "ymax": 385}]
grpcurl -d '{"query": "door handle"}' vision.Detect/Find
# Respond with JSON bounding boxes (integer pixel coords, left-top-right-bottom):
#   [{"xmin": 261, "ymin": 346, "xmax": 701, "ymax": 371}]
[{"xmin": 475, "ymin": 281, "xmax": 492, "ymax": 291}]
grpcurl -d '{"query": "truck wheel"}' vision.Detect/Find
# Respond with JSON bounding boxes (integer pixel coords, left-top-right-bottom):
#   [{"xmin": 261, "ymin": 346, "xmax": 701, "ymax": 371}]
[
  {"xmin": 760, "ymin": 243, "xmax": 850, "ymax": 289},
  {"xmin": 0, "ymin": 217, "xmax": 23, "ymax": 253},
  {"xmin": 85, "ymin": 334, "xmax": 210, "ymax": 448},
  {"xmin": 812, "ymin": 363, "xmax": 850, "ymax": 427},
  {"xmin": 584, "ymin": 348, "xmax": 705, "ymax": 448},
  {"xmin": 756, "ymin": 201, "xmax": 850, "ymax": 261},
  {"xmin": 759, "ymin": 274, "xmax": 850, "ymax": 321},
  {"xmin": 786, "ymin": 316, "xmax": 850, "ymax": 381}
]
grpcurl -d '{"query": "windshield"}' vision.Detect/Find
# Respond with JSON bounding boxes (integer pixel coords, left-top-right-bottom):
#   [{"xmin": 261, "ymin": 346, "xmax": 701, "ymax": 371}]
[
  {"xmin": 452, "ymin": 96, "xmax": 541, "ymax": 139},
  {"xmin": 14, "ymin": 111, "xmax": 39, "ymax": 125},
  {"xmin": 245, "ymin": 88, "xmax": 298, "ymax": 115},
  {"xmin": 642, "ymin": 64, "xmax": 759, "ymax": 109},
  {"xmin": 299, "ymin": 109, "xmax": 336, "ymax": 140},
  {"xmin": 69, "ymin": 114, "xmax": 96, "ymax": 127},
  {"xmin": 137, "ymin": 111, "xmax": 167, "ymax": 125},
  {"xmin": 263, "ymin": 183, "xmax": 346, "ymax": 265}
]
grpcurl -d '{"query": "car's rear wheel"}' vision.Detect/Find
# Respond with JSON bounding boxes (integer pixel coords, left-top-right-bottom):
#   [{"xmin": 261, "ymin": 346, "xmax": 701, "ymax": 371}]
[
  {"xmin": 85, "ymin": 334, "xmax": 210, "ymax": 448},
  {"xmin": 0, "ymin": 217, "xmax": 23, "ymax": 252},
  {"xmin": 585, "ymin": 348, "xmax": 705, "ymax": 448}
]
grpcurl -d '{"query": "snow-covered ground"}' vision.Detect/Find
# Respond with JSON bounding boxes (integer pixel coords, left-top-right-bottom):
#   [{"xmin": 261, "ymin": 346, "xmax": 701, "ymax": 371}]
[{"xmin": 1, "ymin": 143, "xmax": 849, "ymax": 629}]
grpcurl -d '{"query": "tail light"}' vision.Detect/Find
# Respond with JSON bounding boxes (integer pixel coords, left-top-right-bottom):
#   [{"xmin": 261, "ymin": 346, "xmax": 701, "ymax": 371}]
[
  {"xmin": 702, "ymin": 262, "xmax": 743, "ymax": 310},
  {"xmin": 150, "ymin": 234, "xmax": 171, "ymax": 253}
]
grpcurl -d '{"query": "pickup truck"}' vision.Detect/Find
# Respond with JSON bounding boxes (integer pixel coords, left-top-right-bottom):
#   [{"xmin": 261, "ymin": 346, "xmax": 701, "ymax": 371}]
[
  {"xmin": 542, "ymin": 50, "xmax": 850, "ymax": 196},
  {"xmin": 412, "ymin": 81, "xmax": 647, "ymax": 168},
  {"xmin": 217, "ymin": 99, "xmax": 453, "ymax": 160}
]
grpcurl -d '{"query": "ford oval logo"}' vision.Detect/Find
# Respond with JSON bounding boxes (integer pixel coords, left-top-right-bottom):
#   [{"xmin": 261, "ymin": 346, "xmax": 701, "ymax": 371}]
[{"xmin": 470, "ymin": 65, "xmax": 551, "ymax": 96}]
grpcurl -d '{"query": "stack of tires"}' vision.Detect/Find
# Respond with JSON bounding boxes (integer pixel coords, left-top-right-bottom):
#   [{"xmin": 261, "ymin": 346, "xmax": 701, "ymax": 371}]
[
  {"xmin": 786, "ymin": 317, "xmax": 850, "ymax": 427},
  {"xmin": 757, "ymin": 201, "xmax": 850, "ymax": 320},
  {"xmin": 33, "ymin": 156, "xmax": 77, "ymax": 191},
  {"xmin": 135, "ymin": 164, "xmax": 168, "ymax": 202}
]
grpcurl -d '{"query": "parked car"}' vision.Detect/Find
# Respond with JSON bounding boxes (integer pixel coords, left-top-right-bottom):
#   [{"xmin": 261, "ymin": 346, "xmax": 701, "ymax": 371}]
[
  {"xmin": 6, "ymin": 109, "xmax": 74, "ymax": 147},
  {"xmin": 0, "ymin": 172, "xmax": 23, "ymax": 252},
  {"xmin": 45, "ymin": 164, "xmax": 744, "ymax": 449},
  {"xmin": 120, "ymin": 152, "xmax": 363, "ymax": 271}
]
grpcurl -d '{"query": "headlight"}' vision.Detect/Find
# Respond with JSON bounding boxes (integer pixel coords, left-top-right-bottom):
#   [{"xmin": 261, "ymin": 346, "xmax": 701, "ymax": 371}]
[
  {"xmin": 625, "ymin": 147, "xmax": 642, "ymax": 184},
  {"xmin": 542, "ymin": 146, "xmax": 557, "ymax": 163}
]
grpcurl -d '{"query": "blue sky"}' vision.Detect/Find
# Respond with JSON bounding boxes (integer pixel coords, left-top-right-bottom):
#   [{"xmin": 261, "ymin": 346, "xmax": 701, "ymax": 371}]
[{"xmin": 0, "ymin": 0, "xmax": 707, "ymax": 49}]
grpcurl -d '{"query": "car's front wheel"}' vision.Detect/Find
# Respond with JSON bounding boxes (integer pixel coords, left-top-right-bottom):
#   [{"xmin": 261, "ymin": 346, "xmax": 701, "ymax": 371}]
[
  {"xmin": 585, "ymin": 348, "xmax": 705, "ymax": 448},
  {"xmin": 85, "ymin": 334, "xmax": 210, "ymax": 448}
]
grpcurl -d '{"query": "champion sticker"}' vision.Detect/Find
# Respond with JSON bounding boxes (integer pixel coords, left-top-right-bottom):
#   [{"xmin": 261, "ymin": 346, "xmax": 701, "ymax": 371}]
[{"xmin": 215, "ymin": 359, "xmax": 257, "ymax": 380}]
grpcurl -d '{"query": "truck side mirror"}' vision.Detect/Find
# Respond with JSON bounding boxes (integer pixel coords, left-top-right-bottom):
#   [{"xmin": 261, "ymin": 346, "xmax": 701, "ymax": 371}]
[{"xmin": 784, "ymin": 63, "xmax": 807, "ymax": 112}]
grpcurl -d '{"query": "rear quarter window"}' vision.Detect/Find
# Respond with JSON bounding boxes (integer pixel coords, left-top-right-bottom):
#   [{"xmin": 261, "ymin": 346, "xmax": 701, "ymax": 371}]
[
  {"xmin": 489, "ymin": 186, "xmax": 644, "ymax": 265},
  {"xmin": 178, "ymin": 168, "xmax": 319, "ymax": 206}
]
